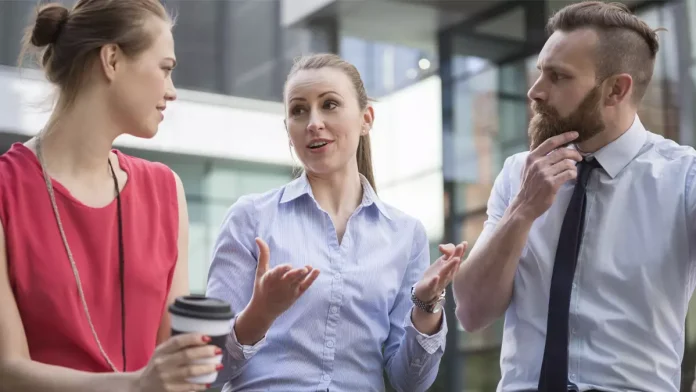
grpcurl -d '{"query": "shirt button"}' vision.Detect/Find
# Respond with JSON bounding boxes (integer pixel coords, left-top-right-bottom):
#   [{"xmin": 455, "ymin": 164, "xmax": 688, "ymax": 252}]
[
  {"xmin": 570, "ymin": 373, "xmax": 576, "ymax": 380},
  {"xmin": 323, "ymin": 374, "xmax": 331, "ymax": 381},
  {"xmin": 326, "ymin": 340, "xmax": 335, "ymax": 348},
  {"xmin": 572, "ymin": 283, "xmax": 577, "ymax": 289},
  {"xmin": 330, "ymin": 306, "xmax": 339, "ymax": 314},
  {"xmin": 334, "ymin": 273, "xmax": 341, "ymax": 280}
]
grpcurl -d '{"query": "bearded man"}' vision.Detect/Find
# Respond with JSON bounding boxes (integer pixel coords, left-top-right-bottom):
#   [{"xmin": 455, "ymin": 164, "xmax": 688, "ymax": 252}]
[{"xmin": 450, "ymin": 2, "xmax": 696, "ymax": 392}]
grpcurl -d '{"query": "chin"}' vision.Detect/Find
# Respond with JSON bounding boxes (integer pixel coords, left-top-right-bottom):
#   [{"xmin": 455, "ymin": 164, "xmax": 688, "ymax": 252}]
[{"xmin": 129, "ymin": 125, "xmax": 159, "ymax": 139}]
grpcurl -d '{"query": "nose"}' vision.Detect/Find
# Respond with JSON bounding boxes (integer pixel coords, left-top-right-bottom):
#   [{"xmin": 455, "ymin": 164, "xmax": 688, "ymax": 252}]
[
  {"xmin": 527, "ymin": 77, "xmax": 547, "ymax": 103},
  {"xmin": 306, "ymin": 109, "xmax": 325, "ymax": 132},
  {"xmin": 165, "ymin": 79, "xmax": 177, "ymax": 102}
]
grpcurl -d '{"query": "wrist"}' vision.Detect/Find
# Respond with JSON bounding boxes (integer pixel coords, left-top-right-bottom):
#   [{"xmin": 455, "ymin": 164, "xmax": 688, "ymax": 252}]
[
  {"xmin": 508, "ymin": 196, "xmax": 539, "ymax": 224},
  {"xmin": 235, "ymin": 300, "xmax": 276, "ymax": 345}
]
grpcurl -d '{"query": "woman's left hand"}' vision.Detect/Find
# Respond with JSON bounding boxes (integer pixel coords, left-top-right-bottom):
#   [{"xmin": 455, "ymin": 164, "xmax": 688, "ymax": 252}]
[{"xmin": 413, "ymin": 242, "xmax": 467, "ymax": 303}]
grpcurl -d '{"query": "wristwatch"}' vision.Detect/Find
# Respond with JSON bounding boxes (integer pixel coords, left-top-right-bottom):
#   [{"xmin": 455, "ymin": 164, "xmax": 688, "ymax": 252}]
[{"xmin": 411, "ymin": 286, "xmax": 446, "ymax": 313}]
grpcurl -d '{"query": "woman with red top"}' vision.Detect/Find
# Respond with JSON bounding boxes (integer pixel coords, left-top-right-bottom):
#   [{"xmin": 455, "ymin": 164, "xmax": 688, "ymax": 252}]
[{"xmin": 0, "ymin": 2, "xmax": 220, "ymax": 392}]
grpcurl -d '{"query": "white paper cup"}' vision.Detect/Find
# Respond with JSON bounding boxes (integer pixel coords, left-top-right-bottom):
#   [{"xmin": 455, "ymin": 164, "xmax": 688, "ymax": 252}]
[{"xmin": 169, "ymin": 295, "xmax": 234, "ymax": 384}]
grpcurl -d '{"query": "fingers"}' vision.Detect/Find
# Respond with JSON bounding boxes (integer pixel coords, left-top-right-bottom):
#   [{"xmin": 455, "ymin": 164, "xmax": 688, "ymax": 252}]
[
  {"xmin": 160, "ymin": 344, "xmax": 220, "ymax": 368},
  {"xmin": 156, "ymin": 333, "xmax": 210, "ymax": 356},
  {"xmin": 438, "ymin": 243, "xmax": 455, "ymax": 257},
  {"xmin": 552, "ymin": 167, "xmax": 579, "ymax": 184},
  {"xmin": 545, "ymin": 158, "xmax": 578, "ymax": 177},
  {"xmin": 297, "ymin": 268, "xmax": 321, "ymax": 293},
  {"xmin": 281, "ymin": 267, "xmax": 310, "ymax": 285},
  {"xmin": 531, "ymin": 131, "xmax": 578, "ymax": 157},
  {"xmin": 542, "ymin": 147, "xmax": 582, "ymax": 165},
  {"xmin": 255, "ymin": 238, "xmax": 270, "ymax": 278},
  {"xmin": 162, "ymin": 362, "xmax": 222, "ymax": 386},
  {"xmin": 167, "ymin": 383, "xmax": 210, "ymax": 392}
]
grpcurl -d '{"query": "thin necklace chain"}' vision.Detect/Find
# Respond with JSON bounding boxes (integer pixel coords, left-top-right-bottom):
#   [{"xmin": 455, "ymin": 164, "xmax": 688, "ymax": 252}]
[{"xmin": 34, "ymin": 136, "xmax": 121, "ymax": 373}]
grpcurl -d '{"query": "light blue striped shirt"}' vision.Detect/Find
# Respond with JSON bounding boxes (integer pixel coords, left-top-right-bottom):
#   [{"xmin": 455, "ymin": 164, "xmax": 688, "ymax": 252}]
[
  {"xmin": 480, "ymin": 115, "xmax": 696, "ymax": 392},
  {"xmin": 206, "ymin": 173, "xmax": 447, "ymax": 392}
]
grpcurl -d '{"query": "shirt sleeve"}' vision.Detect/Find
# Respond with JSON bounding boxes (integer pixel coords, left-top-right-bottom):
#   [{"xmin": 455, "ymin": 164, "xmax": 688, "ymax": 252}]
[
  {"xmin": 382, "ymin": 220, "xmax": 447, "ymax": 392},
  {"xmin": 473, "ymin": 154, "xmax": 515, "ymax": 248},
  {"xmin": 687, "ymin": 158, "xmax": 696, "ymax": 262},
  {"xmin": 205, "ymin": 195, "xmax": 266, "ymax": 386}
]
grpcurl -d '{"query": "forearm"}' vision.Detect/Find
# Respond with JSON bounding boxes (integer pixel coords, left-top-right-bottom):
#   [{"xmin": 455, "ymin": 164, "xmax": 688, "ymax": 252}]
[
  {"xmin": 0, "ymin": 358, "xmax": 136, "ymax": 392},
  {"xmin": 453, "ymin": 199, "xmax": 535, "ymax": 331},
  {"xmin": 386, "ymin": 315, "xmax": 446, "ymax": 392}
]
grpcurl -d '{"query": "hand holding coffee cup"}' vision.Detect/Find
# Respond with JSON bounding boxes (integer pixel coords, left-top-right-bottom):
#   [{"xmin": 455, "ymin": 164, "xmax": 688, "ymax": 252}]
[
  {"xmin": 250, "ymin": 237, "xmax": 320, "ymax": 320},
  {"xmin": 132, "ymin": 333, "xmax": 223, "ymax": 392},
  {"xmin": 168, "ymin": 295, "xmax": 236, "ymax": 385}
]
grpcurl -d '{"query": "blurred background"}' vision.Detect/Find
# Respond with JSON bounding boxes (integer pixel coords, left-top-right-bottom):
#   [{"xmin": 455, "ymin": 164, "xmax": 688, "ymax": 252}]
[{"xmin": 2, "ymin": 0, "xmax": 696, "ymax": 390}]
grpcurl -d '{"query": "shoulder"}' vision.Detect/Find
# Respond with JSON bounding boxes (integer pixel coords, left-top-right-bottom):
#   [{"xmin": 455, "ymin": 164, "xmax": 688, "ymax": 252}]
[
  {"xmin": 221, "ymin": 181, "xmax": 291, "ymax": 224},
  {"xmin": 115, "ymin": 150, "xmax": 175, "ymax": 181},
  {"xmin": 374, "ymin": 200, "xmax": 428, "ymax": 245},
  {"xmin": 645, "ymin": 132, "xmax": 696, "ymax": 162},
  {"xmin": 638, "ymin": 132, "xmax": 696, "ymax": 180}
]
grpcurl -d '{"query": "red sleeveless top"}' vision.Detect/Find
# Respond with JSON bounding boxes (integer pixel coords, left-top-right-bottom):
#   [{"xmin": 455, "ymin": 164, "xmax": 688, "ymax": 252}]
[{"xmin": 0, "ymin": 143, "xmax": 179, "ymax": 372}]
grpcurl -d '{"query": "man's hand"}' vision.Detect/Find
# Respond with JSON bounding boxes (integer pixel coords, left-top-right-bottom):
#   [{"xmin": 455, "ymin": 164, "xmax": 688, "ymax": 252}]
[{"xmin": 512, "ymin": 132, "xmax": 582, "ymax": 221}]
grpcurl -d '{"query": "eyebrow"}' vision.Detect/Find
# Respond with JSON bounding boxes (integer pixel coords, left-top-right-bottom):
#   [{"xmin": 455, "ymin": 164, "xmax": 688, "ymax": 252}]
[
  {"xmin": 289, "ymin": 90, "xmax": 340, "ymax": 103},
  {"xmin": 537, "ymin": 63, "xmax": 573, "ymax": 74}
]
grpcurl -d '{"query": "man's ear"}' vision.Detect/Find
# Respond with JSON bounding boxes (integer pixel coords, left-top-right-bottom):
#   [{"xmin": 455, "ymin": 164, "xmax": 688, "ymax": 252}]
[{"xmin": 604, "ymin": 73, "xmax": 633, "ymax": 107}]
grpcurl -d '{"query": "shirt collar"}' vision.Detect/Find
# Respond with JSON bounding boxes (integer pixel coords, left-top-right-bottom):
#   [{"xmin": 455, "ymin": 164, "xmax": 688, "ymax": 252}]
[
  {"xmin": 279, "ymin": 171, "xmax": 392, "ymax": 220},
  {"xmin": 576, "ymin": 114, "xmax": 647, "ymax": 178}
]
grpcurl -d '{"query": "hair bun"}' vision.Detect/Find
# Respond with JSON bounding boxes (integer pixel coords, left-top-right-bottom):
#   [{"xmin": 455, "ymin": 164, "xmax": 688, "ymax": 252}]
[{"xmin": 31, "ymin": 3, "xmax": 69, "ymax": 47}]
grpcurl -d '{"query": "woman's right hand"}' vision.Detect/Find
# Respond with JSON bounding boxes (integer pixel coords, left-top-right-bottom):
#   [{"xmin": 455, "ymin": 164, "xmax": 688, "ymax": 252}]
[
  {"xmin": 132, "ymin": 333, "xmax": 222, "ymax": 392},
  {"xmin": 249, "ymin": 237, "xmax": 320, "ymax": 319}
]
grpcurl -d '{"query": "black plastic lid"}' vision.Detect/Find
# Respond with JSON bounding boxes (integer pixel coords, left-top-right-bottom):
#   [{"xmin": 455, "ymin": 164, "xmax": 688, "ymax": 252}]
[{"xmin": 168, "ymin": 295, "xmax": 235, "ymax": 320}]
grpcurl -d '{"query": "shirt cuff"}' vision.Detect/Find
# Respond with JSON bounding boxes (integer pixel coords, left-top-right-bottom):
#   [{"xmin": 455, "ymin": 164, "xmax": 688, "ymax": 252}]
[
  {"xmin": 226, "ymin": 316, "xmax": 267, "ymax": 360},
  {"xmin": 405, "ymin": 307, "xmax": 448, "ymax": 355}
]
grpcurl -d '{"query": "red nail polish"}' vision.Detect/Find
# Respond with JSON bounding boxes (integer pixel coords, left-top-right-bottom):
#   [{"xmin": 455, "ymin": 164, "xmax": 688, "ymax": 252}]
[
  {"xmin": 216, "ymin": 363, "xmax": 224, "ymax": 371},
  {"xmin": 202, "ymin": 336, "xmax": 211, "ymax": 343},
  {"xmin": 206, "ymin": 384, "xmax": 212, "ymax": 388},
  {"xmin": 215, "ymin": 347, "xmax": 222, "ymax": 355}
]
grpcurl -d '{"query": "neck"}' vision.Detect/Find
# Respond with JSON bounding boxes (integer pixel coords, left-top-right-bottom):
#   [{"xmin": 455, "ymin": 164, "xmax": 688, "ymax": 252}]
[
  {"xmin": 306, "ymin": 164, "xmax": 363, "ymax": 218},
  {"xmin": 31, "ymin": 98, "xmax": 121, "ymax": 179},
  {"xmin": 576, "ymin": 110, "xmax": 636, "ymax": 153}
]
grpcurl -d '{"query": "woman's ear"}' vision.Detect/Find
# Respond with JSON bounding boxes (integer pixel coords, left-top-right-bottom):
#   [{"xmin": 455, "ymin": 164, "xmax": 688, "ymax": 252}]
[{"xmin": 362, "ymin": 105, "xmax": 375, "ymax": 136}]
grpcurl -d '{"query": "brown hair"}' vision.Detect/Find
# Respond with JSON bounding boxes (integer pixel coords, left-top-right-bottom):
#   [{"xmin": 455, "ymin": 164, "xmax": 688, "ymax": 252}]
[
  {"xmin": 285, "ymin": 53, "xmax": 377, "ymax": 191},
  {"xmin": 19, "ymin": 0, "xmax": 172, "ymax": 113},
  {"xmin": 547, "ymin": 1, "xmax": 664, "ymax": 103}
]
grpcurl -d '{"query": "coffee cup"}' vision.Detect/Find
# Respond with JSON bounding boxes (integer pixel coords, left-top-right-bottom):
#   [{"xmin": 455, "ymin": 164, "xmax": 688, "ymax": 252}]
[{"xmin": 169, "ymin": 295, "xmax": 235, "ymax": 384}]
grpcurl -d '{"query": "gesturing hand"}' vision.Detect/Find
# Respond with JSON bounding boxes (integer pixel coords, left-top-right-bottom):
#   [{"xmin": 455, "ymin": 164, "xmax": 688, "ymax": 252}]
[
  {"xmin": 413, "ymin": 241, "xmax": 467, "ymax": 303},
  {"xmin": 250, "ymin": 238, "xmax": 320, "ymax": 319},
  {"xmin": 514, "ymin": 131, "xmax": 582, "ymax": 221}
]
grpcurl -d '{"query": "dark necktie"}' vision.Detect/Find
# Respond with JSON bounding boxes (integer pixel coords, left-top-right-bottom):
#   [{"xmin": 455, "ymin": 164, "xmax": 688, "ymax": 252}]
[{"xmin": 538, "ymin": 157, "xmax": 602, "ymax": 392}]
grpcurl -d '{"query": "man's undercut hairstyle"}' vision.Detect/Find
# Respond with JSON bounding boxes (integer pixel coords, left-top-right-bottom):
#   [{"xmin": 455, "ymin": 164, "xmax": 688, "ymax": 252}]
[{"xmin": 547, "ymin": 1, "xmax": 664, "ymax": 103}]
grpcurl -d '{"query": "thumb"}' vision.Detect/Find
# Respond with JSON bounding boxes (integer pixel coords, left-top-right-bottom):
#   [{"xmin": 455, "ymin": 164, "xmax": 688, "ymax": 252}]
[{"xmin": 255, "ymin": 237, "xmax": 270, "ymax": 278}]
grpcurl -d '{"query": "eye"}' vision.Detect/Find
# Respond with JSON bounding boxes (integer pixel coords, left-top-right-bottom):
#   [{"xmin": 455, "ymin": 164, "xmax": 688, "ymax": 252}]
[
  {"xmin": 290, "ymin": 106, "xmax": 306, "ymax": 116},
  {"xmin": 550, "ymin": 72, "xmax": 567, "ymax": 83},
  {"xmin": 323, "ymin": 100, "xmax": 338, "ymax": 110}
]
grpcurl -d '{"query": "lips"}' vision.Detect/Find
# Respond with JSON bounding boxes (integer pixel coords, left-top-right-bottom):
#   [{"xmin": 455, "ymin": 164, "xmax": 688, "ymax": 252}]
[{"xmin": 307, "ymin": 139, "xmax": 333, "ymax": 149}]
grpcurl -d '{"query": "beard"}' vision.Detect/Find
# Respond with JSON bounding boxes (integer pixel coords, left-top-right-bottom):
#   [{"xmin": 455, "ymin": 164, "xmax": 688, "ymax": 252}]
[{"xmin": 528, "ymin": 85, "xmax": 605, "ymax": 150}]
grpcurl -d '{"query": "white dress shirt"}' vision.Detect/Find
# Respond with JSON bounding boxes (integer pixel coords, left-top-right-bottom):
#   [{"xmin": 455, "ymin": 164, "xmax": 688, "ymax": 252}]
[{"xmin": 476, "ymin": 116, "xmax": 696, "ymax": 392}]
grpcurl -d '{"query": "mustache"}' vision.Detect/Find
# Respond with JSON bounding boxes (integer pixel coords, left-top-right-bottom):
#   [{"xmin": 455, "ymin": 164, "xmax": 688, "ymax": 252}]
[{"xmin": 531, "ymin": 101, "xmax": 558, "ymax": 117}]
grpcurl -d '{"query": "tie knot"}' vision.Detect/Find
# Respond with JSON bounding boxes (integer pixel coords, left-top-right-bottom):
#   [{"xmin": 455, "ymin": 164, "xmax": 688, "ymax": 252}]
[{"xmin": 576, "ymin": 157, "xmax": 601, "ymax": 187}]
